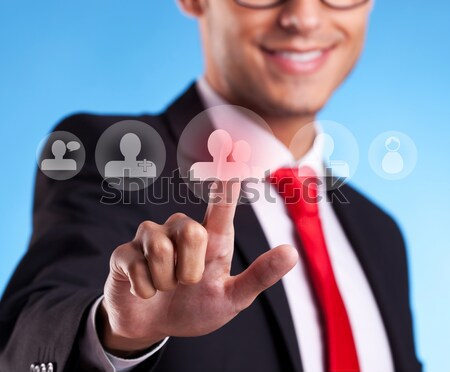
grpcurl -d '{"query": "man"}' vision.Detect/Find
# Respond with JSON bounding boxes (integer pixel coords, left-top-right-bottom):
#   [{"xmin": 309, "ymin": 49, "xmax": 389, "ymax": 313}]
[{"xmin": 0, "ymin": 0, "xmax": 422, "ymax": 371}]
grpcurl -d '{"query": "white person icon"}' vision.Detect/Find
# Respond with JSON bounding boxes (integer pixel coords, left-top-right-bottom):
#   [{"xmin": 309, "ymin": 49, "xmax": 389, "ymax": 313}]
[
  {"xmin": 104, "ymin": 133, "xmax": 156, "ymax": 178},
  {"xmin": 313, "ymin": 132, "xmax": 350, "ymax": 180},
  {"xmin": 189, "ymin": 129, "xmax": 252, "ymax": 181},
  {"xmin": 382, "ymin": 136, "xmax": 404, "ymax": 175}
]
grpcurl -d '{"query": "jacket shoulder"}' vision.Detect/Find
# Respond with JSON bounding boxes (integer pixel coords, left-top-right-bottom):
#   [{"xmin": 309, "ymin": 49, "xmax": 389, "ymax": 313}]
[{"xmin": 53, "ymin": 111, "xmax": 165, "ymax": 137}]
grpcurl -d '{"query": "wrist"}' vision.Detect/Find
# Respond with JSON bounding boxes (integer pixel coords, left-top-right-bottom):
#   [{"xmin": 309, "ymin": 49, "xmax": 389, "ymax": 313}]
[{"xmin": 96, "ymin": 300, "xmax": 166, "ymax": 358}]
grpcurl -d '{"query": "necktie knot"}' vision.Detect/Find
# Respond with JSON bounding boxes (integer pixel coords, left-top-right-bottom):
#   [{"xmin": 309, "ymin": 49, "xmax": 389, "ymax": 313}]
[{"xmin": 269, "ymin": 166, "xmax": 320, "ymax": 217}]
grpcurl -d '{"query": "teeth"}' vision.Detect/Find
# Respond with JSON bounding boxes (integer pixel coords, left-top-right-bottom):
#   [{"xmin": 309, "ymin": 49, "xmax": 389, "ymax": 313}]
[{"xmin": 277, "ymin": 50, "xmax": 323, "ymax": 63}]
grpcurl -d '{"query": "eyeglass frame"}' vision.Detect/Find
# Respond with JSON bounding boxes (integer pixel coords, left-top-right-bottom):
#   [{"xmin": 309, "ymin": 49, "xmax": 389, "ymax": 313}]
[{"xmin": 234, "ymin": 0, "xmax": 370, "ymax": 11}]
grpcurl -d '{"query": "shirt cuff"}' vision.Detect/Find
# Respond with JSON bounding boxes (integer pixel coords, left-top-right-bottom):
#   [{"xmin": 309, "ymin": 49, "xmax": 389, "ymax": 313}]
[{"xmin": 80, "ymin": 295, "xmax": 169, "ymax": 372}]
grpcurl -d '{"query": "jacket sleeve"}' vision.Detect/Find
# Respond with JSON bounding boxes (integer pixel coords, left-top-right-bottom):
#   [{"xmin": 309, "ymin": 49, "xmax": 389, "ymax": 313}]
[{"xmin": 0, "ymin": 113, "xmax": 166, "ymax": 372}]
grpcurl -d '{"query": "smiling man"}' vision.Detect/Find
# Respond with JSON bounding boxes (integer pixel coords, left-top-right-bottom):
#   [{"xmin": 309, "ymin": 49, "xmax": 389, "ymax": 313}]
[{"xmin": 0, "ymin": 1, "xmax": 422, "ymax": 372}]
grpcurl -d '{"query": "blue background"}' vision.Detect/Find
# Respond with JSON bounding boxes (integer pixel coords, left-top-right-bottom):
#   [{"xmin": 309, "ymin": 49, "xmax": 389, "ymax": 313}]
[{"xmin": 0, "ymin": 1, "xmax": 448, "ymax": 370}]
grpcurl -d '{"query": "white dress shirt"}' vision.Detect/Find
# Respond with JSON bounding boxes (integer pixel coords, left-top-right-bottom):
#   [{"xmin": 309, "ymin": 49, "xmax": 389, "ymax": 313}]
[{"xmin": 80, "ymin": 78, "xmax": 394, "ymax": 372}]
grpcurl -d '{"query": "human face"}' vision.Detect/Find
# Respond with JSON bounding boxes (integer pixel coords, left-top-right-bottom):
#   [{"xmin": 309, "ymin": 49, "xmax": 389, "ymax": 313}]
[{"xmin": 187, "ymin": 0, "xmax": 372, "ymax": 117}]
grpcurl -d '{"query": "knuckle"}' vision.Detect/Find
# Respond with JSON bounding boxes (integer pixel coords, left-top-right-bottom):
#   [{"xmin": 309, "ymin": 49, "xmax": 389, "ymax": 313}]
[
  {"xmin": 110, "ymin": 243, "xmax": 131, "ymax": 267},
  {"xmin": 115, "ymin": 242, "xmax": 130, "ymax": 255},
  {"xmin": 166, "ymin": 212, "xmax": 187, "ymax": 224},
  {"xmin": 179, "ymin": 220, "xmax": 207, "ymax": 244},
  {"xmin": 148, "ymin": 239, "xmax": 172, "ymax": 258},
  {"xmin": 137, "ymin": 220, "xmax": 157, "ymax": 236}
]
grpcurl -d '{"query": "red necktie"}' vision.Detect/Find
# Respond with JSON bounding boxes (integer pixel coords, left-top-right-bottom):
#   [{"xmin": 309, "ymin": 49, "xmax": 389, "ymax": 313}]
[{"xmin": 270, "ymin": 166, "xmax": 360, "ymax": 372}]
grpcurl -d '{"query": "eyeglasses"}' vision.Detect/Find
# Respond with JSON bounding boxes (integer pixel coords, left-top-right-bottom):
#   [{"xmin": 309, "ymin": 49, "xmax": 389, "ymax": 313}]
[{"xmin": 235, "ymin": 0, "xmax": 370, "ymax": 11}]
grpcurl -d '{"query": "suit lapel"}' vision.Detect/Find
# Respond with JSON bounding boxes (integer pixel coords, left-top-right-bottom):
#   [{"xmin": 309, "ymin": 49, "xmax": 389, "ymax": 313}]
[
  {"xmin": 328, "ymin": 185, "xmax": 407, "ymax": 372},
  {"xmin": 164, "ymin": 83, "xmax": 205, "ymax": 144},
  {"xmin": 164, "ymin": 83, "xmax": 303, "ymax": 372}
]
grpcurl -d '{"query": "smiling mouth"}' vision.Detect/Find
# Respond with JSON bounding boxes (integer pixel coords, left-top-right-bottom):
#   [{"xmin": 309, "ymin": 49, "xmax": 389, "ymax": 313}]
[{"xmin": 260, "ymin": 44, "xmax": 336, "ymax": 75}]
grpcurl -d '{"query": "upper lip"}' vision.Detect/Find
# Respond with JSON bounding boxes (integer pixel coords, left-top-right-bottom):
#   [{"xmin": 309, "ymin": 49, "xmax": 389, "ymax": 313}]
[{"xmin": 261, "ymin": 44, "xmax": 335, "ymax": 54}]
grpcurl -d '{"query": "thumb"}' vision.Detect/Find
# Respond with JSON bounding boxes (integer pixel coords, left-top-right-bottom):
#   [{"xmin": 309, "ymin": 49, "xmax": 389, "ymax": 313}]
[{"xmin": 230, "ymin": 245, "xmax": 298, "ymax": 312}]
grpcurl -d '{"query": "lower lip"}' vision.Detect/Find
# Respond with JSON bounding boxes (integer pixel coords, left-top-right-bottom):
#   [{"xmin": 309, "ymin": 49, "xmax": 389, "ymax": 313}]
[{"xmin": 262, "ymin": 47, "xmax": 333, "ymax": 76}]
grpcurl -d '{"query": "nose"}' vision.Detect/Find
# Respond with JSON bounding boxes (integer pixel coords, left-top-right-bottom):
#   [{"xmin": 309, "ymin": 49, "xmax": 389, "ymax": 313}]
[{"xmin": 278, "ymin": 0, "xmax": 323, "ymax": 35}]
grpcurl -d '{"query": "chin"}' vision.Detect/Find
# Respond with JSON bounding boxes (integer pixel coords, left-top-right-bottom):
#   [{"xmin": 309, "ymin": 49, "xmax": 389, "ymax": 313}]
[
  {"xmin": 261, "ymin": 91, "xmax": 327, "ymax": 117},
  {"xmin": 255, "ymin": 100, "xmax": 320, "ymax": 118},
  {"xmin": 262, "ymin": 80, "xmax": 328, "ymax": 109}
]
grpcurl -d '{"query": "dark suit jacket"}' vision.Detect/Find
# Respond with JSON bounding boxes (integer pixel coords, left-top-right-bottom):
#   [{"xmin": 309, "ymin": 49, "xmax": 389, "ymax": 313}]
[{"xmin": 0, "ymin": 83, "xmax": 422, "ymax": 372}]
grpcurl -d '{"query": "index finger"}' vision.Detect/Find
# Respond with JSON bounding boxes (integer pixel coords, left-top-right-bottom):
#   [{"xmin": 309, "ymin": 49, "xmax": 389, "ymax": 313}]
[{"xmin": 203, "ymin": 178, "xmax": 241, "ymax": 236}]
